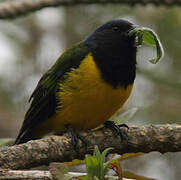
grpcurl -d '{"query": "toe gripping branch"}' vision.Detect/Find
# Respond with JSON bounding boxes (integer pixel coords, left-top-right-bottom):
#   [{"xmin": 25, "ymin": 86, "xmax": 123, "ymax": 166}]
[
  {"xmin": 104, "ymin": 121, "xmax": 129, "ymax": 141},
  {"xmin": 67, "ymin": 127, "xmax": 87, "ymax": 152}
]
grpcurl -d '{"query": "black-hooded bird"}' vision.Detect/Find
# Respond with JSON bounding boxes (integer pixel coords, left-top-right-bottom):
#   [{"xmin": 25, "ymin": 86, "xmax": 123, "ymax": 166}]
[{"xmin": 15, "ymin": 19, "xmax": 137, "ymax": 145}]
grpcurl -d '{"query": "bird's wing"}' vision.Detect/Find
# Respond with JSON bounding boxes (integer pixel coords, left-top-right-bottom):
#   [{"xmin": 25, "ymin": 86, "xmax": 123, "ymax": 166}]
[{"xmin": 15, "ymin": 42, "xmax": 89, "ymax": 144}]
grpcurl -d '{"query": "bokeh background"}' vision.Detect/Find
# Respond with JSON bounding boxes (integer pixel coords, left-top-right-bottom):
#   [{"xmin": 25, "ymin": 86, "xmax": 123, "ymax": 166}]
[{"xmin": 0, "ymin": 2, "xmax": 181, "ymax": 179}]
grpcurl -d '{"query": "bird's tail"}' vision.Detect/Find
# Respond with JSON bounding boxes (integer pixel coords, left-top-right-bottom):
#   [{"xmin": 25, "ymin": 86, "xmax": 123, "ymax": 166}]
[{"xmin": 14, "ymin": 129, "xmax": 36, "ymax": 145}]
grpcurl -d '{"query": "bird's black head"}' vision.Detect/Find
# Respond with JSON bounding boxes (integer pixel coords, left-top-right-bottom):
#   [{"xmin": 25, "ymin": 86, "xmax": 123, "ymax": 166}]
[
  {"xmin": 84, "ymin": 19, "xmax": 137, "ymax": 88},
  {"xmin": 84, "ymin": 19, "xmax": 136, "ymax": 50}
]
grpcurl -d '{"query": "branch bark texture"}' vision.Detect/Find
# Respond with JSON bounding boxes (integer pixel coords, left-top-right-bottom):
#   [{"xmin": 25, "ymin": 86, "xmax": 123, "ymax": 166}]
[
  {"xmin": 0, "ymin": 169, "xmax": 131, "ymax": 180},
  {"xmin": 0, "ymin": 0, "xmax": 181, "ymax": 20},
  {"xmin": 0, "ymin": 124, "xmax": 181, "ymax": 170},
  {"xmin": 0, "ymin": 169, "xmax": 52, "ymax": 180}
]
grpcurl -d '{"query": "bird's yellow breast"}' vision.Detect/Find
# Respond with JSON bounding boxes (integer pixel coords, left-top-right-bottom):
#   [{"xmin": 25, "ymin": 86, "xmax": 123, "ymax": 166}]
[{"xmin": 37, "ymin": 53, "xmax": 133, "ymax": 134}]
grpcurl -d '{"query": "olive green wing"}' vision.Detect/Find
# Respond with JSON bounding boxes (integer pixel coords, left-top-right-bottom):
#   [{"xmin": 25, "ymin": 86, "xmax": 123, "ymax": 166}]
[{"xmin": 15, "ymin": 42, "xmax": 89, "ymax": 144}]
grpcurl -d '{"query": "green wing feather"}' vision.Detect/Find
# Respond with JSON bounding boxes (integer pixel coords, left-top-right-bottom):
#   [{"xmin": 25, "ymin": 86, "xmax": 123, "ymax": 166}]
[{"xmin": 15, "ymin": 42, "xmax": 89, "ymax": 144}]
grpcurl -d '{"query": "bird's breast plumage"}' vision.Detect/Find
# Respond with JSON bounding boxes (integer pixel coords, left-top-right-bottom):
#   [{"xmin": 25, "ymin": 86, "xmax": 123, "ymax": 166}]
[{"xmin": 41, "ymin": 53, "xmax": 133, "ymax": 132}]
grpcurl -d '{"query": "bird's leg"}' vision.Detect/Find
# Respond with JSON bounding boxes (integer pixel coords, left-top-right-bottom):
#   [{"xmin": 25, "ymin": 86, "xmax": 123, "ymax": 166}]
[
  {"xmin": 104, "ymin": 121, "xmax": 129, "ymax": 141},
  {"xmin": 66, "ymin": 125, "xmax": 87, "ymax": 151}
]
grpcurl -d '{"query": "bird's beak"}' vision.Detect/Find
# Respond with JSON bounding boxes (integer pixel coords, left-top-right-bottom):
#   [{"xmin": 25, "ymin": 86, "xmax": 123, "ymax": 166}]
[
  {"xmin": 128, "ymin": 25, "xmax": 141, "ymax": 47},
  {"xmin": 128, "ymin": 24, "xmax": 138, "ymax": 35}
]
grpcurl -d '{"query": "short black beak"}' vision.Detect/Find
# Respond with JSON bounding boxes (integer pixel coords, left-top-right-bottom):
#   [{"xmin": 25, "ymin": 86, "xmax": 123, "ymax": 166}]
[
  {"xmin": 128, "ymin": 24, "xmax": 138, "ymax": 33},
  {"xmin": 127, "ymin": 24, "xmax": 139, "ymax": 38}
]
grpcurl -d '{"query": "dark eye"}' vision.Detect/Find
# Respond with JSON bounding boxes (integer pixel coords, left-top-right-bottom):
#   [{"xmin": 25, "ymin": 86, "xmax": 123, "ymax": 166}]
[{"xmin": 112, "ymin": 26, "xmax": 119, "ymax": 31}]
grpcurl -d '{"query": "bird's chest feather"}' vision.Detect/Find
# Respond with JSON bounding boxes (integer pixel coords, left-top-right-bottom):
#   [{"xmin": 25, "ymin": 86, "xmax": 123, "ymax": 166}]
[{"xmin": 50, "ymin": 53, "xmax": 133, "ymax": 130}]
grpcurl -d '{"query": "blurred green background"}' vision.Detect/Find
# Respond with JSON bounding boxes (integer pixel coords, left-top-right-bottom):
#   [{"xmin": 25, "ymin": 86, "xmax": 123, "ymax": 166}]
[{"xmin": 0, "ymin": 3, "xmax": 181, "ymax": 179}]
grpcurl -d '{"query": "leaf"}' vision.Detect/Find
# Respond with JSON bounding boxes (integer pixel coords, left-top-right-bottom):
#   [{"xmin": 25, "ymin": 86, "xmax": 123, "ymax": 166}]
[
  {"xmin": 93, "ymin": 146, "xmax": 102, "ymax": 179},
  {"xmin": 123, "ymin": 170, "xmax": 156, "ymax": 180},
  {"xmin": 85, "ymin": 155, "xmax": 99, "ymax": 180},
  {"xmin": 101, "ymin": 147, "xmax": 113, "ymax": 158},
  {"xmin": 142, "ymin": 31, "xmax": 156, "ymax": 46},
  {"xmin": 129, "ymin": 27, "xmax": 164, "ymax": 64},
  {"xmin": 85, "ymin": 146, "xmax": 113, "ymax": 180},
  {"xmin": 99, "ymin": 147, "xmax": 113, "ymax": 179},
  {"xmin": 93, "ymin": 176, "xmax": 100, "ymax": 180}
]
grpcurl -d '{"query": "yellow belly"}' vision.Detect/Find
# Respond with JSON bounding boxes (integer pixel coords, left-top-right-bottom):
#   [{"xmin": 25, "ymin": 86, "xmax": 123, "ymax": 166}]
[{"xmin": 36, "ymin": 53, "xmax": 133, "ymax": 135}]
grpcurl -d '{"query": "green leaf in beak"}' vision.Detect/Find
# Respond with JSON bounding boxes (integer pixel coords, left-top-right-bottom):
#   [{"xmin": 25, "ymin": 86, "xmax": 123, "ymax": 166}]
[{"xmin": 129, "ymin": 27, "xmax": 164, "ymax": 64}]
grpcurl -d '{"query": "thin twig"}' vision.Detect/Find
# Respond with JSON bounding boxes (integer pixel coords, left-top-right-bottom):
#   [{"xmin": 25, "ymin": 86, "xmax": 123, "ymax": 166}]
[{"xmin": 0, "ymin": 0, "xmax": 181, "ymax": 20}]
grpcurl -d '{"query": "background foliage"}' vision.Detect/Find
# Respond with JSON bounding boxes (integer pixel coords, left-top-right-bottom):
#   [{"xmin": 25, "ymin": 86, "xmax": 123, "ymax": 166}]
[{"xmin": 0, "ymin": 2, "xmax": 181, "ymax": 179}]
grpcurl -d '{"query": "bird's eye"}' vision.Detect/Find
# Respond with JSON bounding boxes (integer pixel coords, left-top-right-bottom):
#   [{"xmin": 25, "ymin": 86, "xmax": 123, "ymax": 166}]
[{"xmin": 112, "ymin": 26, "xmax": 119, "ymax": 31}]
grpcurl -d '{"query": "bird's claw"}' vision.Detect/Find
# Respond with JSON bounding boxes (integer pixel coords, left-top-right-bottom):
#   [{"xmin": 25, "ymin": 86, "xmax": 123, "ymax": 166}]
[
  {"xmin": 104, "ymin": 121, "xmax": 128, "ymax": 141},
  {"xmin": 67, "ymin": 127, "xmax": 87, "ymax": 152}
]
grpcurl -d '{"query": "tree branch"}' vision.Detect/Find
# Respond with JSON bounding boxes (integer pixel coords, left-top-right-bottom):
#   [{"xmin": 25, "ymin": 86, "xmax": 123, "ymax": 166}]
[
  {"xmin": 0, "ymin": 124, "xmax": 181, "ymax": 170},
  {"xmin": 0, "ymin": 0, "xmax": 181, "ymax": 20},
  {"xmin": 0, "ymin": 169, "xmax": 132, "ymax": 180},
  {"xmin": 0, "ymin": 169, "xmax": 52, "ymax": 180}
]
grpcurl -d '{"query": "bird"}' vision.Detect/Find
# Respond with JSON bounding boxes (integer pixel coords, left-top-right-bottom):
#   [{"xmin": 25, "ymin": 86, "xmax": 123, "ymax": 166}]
[{"xmin": 15, "ymin": 19, "xmax": 137, "ymax": 145}]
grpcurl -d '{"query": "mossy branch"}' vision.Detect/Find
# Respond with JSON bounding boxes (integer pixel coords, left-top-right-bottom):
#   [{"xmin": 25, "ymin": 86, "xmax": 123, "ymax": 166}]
[
  {"xmin": 0, "ymin": 124, "xmax": 181, "ymax": 170},
  {"xmin": 0, "ymin": 0, "xmax": 181, "ymax": 20}
]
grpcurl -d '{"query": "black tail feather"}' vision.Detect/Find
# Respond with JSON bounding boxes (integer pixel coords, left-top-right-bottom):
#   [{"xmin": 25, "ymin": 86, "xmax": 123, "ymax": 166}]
[{"xmin": 14, "ymin": 129, "xmax": 37, "ymax": 145}]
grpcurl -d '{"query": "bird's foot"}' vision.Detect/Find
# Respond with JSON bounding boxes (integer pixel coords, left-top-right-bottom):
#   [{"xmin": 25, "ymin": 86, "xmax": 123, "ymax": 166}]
[
  {"xmin": 104, "ymin": 121, "xmax": 129, "ymax": 141},
  {"xmin": 67, "ymin": 127, "xmax": 87, "ymax": 152}
]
